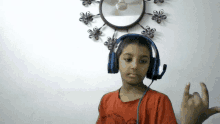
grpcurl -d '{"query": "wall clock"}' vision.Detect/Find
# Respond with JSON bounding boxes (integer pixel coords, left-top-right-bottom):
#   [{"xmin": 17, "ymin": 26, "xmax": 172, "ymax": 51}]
[{"xmin": 79, "ymin": 0, "xmax": 167, "ymax": 50}]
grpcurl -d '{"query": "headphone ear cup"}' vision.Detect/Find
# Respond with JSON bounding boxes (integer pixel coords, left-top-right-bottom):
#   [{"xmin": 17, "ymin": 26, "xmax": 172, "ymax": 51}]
[
  {"xmin": 146, "ymin": 57, "xmax": 155, "ymax": 79},
  {"xmin": 113, "ymin": 53, "xmax": 119, "ymax": 73},
  {"xmin": 108, "ymin": 53, "xmax": 112, "ymax": 73},
  {"xmin": 154, "ymin": 58, "xmax": 160, "ymax": 80},
  {"xmin": 111, "ymin": 52, "xmax": 119, "ymax": 73}
]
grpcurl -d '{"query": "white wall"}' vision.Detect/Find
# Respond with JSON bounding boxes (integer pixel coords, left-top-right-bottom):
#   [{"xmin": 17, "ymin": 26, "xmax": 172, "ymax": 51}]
[{"xmin": 0, "ymin": 0, "xmax": 220, "ymax": 123}]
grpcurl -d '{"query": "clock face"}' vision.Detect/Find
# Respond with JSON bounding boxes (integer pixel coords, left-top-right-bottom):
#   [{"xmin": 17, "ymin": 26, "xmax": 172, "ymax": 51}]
[{"xmin": 99, "ymin": 0, "xmax": 145, "ymax": 29}]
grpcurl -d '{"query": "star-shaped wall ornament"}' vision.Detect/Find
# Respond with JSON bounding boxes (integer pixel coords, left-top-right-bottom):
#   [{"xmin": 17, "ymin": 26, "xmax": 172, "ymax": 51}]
[
  {"xmin": 80, "ymin": 0, "xmax": 100, "ymax": 7},
  {"xmin": 104, "ymin": 37, "xmax": 117, "ymax": 50},
  {"xmin": 152, "ymin": 9, "xmax": 167, "ymax": 24},
  {"xmin": 141, "ymin": 26, "xmax": 156, "ymax": 38},
  {"xmin": 154, "ymin": 0, "xmax": 164, "ymax": 3},
  {"xmin": 79, "ymin": 11, "xmax": 100, "ymax": 25},
  {"xmin": 87, "ymin": 24, "xmax": 105, "ymax": 40}
]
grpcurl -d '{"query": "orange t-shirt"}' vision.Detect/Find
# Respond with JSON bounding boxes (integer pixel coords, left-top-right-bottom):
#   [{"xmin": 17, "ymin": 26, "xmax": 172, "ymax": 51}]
[{"xmin": 96, "ymin": 88, "xmax": 177, "ymax": 124}]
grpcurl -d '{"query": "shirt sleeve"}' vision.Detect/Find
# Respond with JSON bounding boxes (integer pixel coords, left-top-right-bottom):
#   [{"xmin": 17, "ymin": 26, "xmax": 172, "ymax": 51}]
[
  {"xmin": 156, "ymin": 95, "xmax": 178, "ymax": 124},
  {"xmin": 96, "ymin": 93, "xmax": 107, "ymax": 124}
]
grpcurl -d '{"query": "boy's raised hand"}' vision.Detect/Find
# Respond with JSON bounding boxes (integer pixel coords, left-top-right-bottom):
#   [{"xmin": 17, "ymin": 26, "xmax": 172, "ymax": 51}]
[{"xmin": 180, "ymin": 82, "xmax": 220, "ymax": 124}]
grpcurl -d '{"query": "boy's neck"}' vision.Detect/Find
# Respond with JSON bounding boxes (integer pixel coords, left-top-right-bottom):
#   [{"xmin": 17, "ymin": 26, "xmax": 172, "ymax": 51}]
[{"xmin": 120, "ymin": 83, "xmax": 148, "ymax": 95}]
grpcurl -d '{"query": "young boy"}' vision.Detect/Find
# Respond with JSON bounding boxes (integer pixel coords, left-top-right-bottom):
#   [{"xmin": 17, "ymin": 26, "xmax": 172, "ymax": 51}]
[{"xmin": 96, "ymin": 36, "xmax": 177, "ymax": 124}]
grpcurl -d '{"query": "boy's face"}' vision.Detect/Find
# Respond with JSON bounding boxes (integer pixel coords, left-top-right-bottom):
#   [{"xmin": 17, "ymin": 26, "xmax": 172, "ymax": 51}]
[{"xmin": 119, "ymin": 44, "xmax": 150, "ymax": 85}]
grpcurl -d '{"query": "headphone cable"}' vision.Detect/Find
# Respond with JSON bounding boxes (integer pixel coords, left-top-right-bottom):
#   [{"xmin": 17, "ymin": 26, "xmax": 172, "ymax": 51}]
[{"xmin": 136, "ymin": 79, "xmax": 154, "ymax": 124}]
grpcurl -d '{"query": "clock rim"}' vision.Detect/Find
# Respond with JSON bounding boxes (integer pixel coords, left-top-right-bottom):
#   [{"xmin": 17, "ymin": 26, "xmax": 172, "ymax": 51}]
[{"xmin": 99, "ymin": 0, "xmax": 146, "ymax": 30}]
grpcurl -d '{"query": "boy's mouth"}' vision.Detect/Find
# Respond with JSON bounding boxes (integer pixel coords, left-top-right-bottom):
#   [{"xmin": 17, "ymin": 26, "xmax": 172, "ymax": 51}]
[{"xmin": 129, "ymin": 74, "xmax": 137, "ymax": 77}]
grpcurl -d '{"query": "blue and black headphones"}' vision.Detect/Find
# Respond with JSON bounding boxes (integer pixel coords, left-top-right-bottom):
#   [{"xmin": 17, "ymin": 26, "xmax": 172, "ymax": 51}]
[
  {"xmin": 107, "ymin": 33, "xmax": 168, "ymax": 124},
  {"xmin": 108, "ymin": 33, "xmax": 167, "ymax": 81}
]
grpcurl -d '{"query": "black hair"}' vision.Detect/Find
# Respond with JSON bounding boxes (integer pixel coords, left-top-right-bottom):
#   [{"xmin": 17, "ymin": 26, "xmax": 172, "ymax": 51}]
[{"xmin": 115, "ymin": 36, "xmax": 154, "ymax": 75}]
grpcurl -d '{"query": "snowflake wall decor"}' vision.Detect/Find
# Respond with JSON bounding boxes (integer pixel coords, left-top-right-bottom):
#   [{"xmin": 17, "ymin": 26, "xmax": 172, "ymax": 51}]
[
  {"xmin": 81, "ymin": 0, "xmax": 100, "ymax": 6},
  {"xmin": 87, "ymin": 24, "xmax": 106, "ymax": 40},
  {"xmin": 79, "ymin": 11, "xmax": 100, "ymax": 25},
  {"xmin": 79, "ymin": 0, "xmax": 169, "ymax": 50}
]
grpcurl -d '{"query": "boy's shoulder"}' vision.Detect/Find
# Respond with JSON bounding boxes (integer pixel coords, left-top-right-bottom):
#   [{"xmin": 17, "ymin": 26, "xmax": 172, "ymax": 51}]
[
  {"xmin": 150, "ymin": 88, "xmax": 164, "ymax": 94},
  {"xmin": 150, "ymin": 88, "xmax": 168, "ymax": 97}
]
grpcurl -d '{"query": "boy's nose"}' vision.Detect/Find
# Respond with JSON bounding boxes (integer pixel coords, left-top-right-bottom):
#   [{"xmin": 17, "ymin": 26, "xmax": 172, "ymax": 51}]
[{"xmin": 131, "ymin": 60, "xmax": 139, "ymax": 69}]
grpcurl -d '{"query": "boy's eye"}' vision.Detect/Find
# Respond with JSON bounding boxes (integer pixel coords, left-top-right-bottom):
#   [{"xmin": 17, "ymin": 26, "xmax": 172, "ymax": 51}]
[
  {"xmin": 124, "ymin": 58, "xmax": 130, "ymax": 61},
  {"xmin": 124, "ymin": 58, "xmax": 147, "ymax": 63}
]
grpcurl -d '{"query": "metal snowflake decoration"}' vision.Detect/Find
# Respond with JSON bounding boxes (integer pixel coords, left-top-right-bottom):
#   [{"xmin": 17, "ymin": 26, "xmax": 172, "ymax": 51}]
[
  {"xmin": 79, "ymin": 0, "xmax": 169, "ymax": 43},
  {"xmin": 141, "ymin": 25, "xmax": 156, "ymax": 38},
  {"xmin": 154, "ymin": 0, "xmax": 164, "ymax": 4},
  {"xmin": 104, "ymin": 35, "xmax": 117, "ymax": 50},
  {"xmin": 79, "ymin": 11, "xmax": 100, "ymax": 25},
  {"xmin": 81, "ymin": 0, "xmax": 100, "ymax": 7},
  {"xmin": 104, "ymin": 29, "xmax": 117, "ymax": 50},
  {"xmin": 152, "ymin": 9, "xmax": 167, "ymax": 24},
  {"xmin": 104, "ymin": 37, "xmax": 117, "ymax": 50},
  {"xmin": 87, "ymin": 26, "xmax": 103, "ymax": 40}
]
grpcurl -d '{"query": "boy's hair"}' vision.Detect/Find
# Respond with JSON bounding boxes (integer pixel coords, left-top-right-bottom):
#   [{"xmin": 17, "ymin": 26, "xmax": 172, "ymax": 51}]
[{"xmin": 115, "ymin": 36, "xmax": 153, "ymax": 70}]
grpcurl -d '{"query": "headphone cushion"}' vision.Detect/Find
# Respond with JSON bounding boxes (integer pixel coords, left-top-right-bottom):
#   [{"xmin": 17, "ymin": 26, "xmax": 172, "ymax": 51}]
[
  {"xmin": 108, "ymin": 52, "xmax": 119, "ymax": 73},
  {"xmin": 146, "ymin": 57, "xmax": 156, "ymax": 79}
]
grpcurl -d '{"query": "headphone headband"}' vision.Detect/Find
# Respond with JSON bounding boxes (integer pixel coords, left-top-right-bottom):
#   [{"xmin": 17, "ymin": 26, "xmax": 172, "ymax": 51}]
[{"xmin": 115, "ymin": 33, "xmax": 159, "ymax": 59}]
